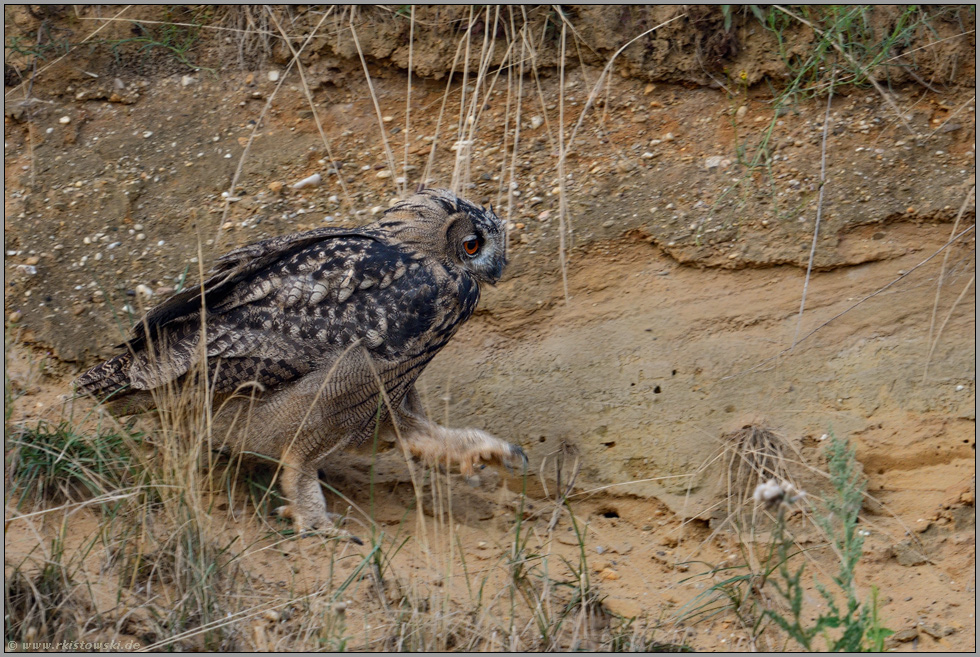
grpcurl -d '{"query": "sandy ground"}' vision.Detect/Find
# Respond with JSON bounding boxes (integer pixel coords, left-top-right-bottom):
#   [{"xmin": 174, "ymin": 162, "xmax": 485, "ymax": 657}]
[{"xmin": 4, "ymin": 5, "xmax": 975, "ymax": 651}]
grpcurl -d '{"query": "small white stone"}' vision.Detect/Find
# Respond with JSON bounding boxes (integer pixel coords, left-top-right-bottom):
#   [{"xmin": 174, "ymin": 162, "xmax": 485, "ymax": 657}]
[
  {"xmin": 376, "ymin": 169, "xmax": 391, "ymax": 179},
  {"xmin": 181, "ymin": 75, "xmax": 195, "ymax": 87},
  {"xmin": 267, "ymin": 70, "xmax": 280, "ymax": 82},
  {"xmin": 59, "ymin": 116, "xmax": 71, "ymax": 124},
  {"xmin": 530, "ymin": 116, "xmax": 544, "ymax": 130},
  {"xmin": 291, "ymin": 173, "xmax": 322, "ymax": 189}
]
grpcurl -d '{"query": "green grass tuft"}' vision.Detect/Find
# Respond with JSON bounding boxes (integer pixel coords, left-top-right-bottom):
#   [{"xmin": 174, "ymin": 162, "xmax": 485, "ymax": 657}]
[{"xmin": 7, "ymin": 419, "xmax": 141, "ymax": 504}]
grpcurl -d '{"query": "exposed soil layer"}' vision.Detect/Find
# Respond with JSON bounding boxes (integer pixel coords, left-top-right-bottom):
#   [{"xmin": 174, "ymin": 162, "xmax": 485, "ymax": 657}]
[{"xmin": 4, "ymin": 5, "xmax": 975, "ymax": 652}]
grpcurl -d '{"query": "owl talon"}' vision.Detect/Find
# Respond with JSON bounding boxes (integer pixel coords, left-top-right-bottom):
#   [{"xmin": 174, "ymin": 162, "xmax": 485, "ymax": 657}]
[
  {"xmin": 273, "ymin": 505, "xmax": 359, "ymax": 542},
  {"xmin": 505, "ymin": 444, "xmax": 529, "ymax": 474},
  {"xmin": 274, "ymin": 504, "xmax": 342, "ymax": 522},
  {"xmin": 299, "ymin": 529, "xmax": 364, "ymax": 545}
]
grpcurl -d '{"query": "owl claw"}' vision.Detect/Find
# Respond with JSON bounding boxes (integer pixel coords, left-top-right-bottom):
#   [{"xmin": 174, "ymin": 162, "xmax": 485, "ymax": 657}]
[
  {"xmin": 298, "ymin": 528, "xmax": 364, "ymax": 545},
  {"xmin": 273, "ymin": 505, "xmax": 362, "ymax": 544},
  {"xmin": 507, "ymin": 444, "xmax": 529, "ymax": 473}
]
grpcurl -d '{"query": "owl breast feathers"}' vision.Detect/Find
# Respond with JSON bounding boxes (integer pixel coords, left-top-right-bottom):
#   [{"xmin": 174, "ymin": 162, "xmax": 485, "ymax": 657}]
[{"xmin": 74, "ymin": 188, "xmax": 526, "ymax": 539}]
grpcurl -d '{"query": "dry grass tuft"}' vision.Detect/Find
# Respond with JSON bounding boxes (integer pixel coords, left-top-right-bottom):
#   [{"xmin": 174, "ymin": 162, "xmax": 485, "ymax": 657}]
[
  {"xmin": 4, "ymin": 546, "xmax": 89, "ymax": 646},
  {"xmin": 723, "ymin": 424, "xmax": 793, "ymax": 511}
]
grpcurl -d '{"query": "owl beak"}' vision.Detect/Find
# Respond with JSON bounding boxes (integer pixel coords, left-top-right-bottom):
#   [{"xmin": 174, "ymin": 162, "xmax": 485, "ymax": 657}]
[
  {"xmin": 487, "ymin": 262, "xmax": 504, "ymax": 284},
  {"xmin": 485, "ymin": 251, "xmax": 506, "ymax": 285}
]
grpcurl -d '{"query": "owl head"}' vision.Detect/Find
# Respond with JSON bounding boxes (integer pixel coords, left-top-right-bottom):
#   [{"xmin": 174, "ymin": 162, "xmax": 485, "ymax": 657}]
[{"xmin": 381, "ymin": 187, "xmax": 507, "ymax": 285}]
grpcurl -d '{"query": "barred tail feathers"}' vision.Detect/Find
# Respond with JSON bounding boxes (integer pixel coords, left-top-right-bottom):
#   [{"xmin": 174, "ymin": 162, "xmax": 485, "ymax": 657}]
[{"xmin": 73, "ymin": 352, "xmax": 134, "ymax": 400}]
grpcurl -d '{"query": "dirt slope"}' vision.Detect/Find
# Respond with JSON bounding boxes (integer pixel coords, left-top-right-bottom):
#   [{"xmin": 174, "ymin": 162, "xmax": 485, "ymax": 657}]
[{"xmin": 4, "ymin": 5, "xmax": 975, "ymax": 652}]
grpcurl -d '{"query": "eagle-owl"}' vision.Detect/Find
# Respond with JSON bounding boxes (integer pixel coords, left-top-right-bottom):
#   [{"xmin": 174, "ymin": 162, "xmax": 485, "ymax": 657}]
[{"xmin": 74, "ymin": 188, "xmax": 526, "ymax": 539}]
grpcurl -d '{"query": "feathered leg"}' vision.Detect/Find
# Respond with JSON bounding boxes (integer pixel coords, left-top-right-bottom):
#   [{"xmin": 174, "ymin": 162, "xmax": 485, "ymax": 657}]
[{"xmin": 274, "ymin": 450, "xmax": 361, "ymax": 543}]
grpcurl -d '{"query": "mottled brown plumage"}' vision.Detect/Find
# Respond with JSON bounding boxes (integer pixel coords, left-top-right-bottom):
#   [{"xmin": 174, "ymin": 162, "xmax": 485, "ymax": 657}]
[{"xmin": 74, "ymin": 188, "xmax": 526, "ymax": 538}]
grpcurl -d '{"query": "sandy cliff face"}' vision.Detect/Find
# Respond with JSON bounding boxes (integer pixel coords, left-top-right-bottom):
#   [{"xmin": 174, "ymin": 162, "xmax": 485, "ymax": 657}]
[{"xmin": 5, "ymin": 5, "xmax": 974, "ymax": 651}]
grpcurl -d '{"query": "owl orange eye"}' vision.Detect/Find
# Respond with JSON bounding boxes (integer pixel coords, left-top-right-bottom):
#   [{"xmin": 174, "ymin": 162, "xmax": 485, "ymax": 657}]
[{"xmin": 463, "ymin": 237, "xmax": 480, "ymax": 256}]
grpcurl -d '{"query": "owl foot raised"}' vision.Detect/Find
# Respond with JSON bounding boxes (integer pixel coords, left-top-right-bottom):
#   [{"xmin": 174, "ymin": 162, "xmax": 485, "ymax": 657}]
[
  {"xmin": 457, "ymin": 440, "xmax": 528, "ymax": 477},
  {"xmin": 398, "ymin": 422, "xmax": 527, "ymax": 478}
]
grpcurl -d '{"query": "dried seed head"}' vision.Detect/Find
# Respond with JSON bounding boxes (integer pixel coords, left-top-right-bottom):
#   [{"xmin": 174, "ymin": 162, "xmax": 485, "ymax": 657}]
[{"xmin": 753, "ymin": 478, "xmax": 806, "ymax": 509}]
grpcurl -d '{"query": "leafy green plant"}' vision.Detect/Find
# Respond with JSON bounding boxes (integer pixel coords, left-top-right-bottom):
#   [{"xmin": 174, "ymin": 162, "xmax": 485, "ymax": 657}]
[
  {"xmin": 765, "ymin": 432, "xmax": 893, "ymax": 652},
  {"xmin": 680, "ymin": 432, "xmax": 892, "ymax": 651}
]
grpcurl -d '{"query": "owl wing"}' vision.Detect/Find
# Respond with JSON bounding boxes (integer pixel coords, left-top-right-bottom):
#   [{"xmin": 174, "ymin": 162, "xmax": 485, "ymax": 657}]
[
  {"xmin": 131, "ymin": 226, "xmax": 365, "ymax": 344},
  {"xmin": 118, "ymin": 229, "xmax": 478, "ymax": 397}
]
